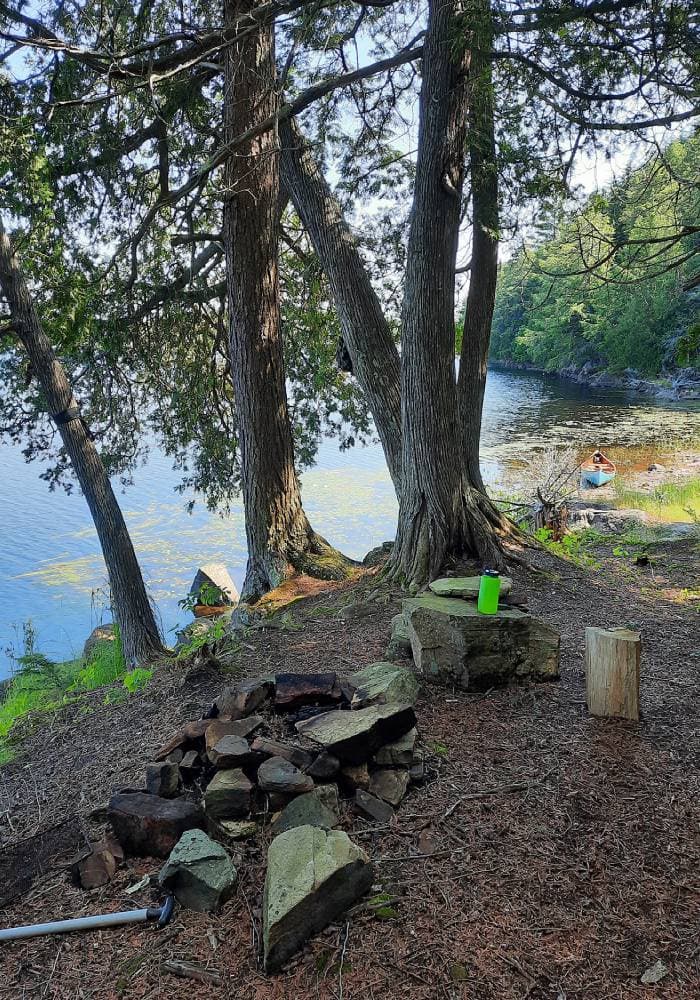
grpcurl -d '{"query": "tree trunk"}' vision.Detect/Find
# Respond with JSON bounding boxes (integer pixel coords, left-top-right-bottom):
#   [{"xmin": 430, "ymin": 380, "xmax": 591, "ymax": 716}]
[
  {"xmin": 457, "ymin": 0, "xmax": 499, "ymax": 492},
  {"xmin": 0, "ymin": 221, "xmax": 164, "ymax": 666},
  {"xmin": 279, "ymin": 118, "xmax": 403, "ymax": 496},
  {"xmin": 390, "ymin": 0, "xmax": 506, "ymax": 587},
  {"xmin": 222, "ymin": 0, "xmax": 351, "ymax": 600},
  {"xmin": 585, "ymin": 627, "xmax": 641, "ymax": 721}
]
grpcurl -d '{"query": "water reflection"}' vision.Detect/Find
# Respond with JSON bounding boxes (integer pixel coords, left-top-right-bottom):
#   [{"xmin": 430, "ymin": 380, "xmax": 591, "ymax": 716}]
[{"xmin": 0, "ymin": 369, "xmax": 698, "ymax": 673}]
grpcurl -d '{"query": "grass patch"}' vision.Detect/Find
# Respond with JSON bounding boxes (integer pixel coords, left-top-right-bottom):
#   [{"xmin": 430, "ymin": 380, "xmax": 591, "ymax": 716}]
[
  {"xmin": 614, "ymin": 477, "xmax": 700, "ymax": 523},
  {"xmin": 0, "ymin": 623, "xmax": 153, "ymax": 764}
]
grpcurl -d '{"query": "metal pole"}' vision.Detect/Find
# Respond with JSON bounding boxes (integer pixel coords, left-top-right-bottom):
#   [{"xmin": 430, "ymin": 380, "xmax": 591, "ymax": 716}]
[{"xmin": 0, "ymin": 896, "xmax": 174, "ymax": 942}]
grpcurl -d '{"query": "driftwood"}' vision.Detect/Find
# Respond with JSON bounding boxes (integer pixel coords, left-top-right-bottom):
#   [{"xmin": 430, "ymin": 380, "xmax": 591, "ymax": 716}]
[{"xmin": 162, "ymin": 959, "xmax": 222, "ymax": 985}]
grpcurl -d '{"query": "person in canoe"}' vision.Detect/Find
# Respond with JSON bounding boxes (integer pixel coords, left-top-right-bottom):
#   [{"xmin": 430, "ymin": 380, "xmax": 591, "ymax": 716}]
[{"xmin": 581, "ymin": 450, "xmax": 616, "ymax": 487}]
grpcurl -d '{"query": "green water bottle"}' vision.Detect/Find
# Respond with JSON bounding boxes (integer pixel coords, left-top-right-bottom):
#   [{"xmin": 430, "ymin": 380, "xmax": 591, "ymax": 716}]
[{"xmin": 477, "ymin": 569, "xmax": 500, "ymax": 615}]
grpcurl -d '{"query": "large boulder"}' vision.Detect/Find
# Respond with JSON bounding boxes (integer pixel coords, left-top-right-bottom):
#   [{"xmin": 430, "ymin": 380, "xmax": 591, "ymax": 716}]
[
  {"xmin": 159, "ymin": 829, "xmax": 236, "ymax": 912},
  {"xmin": 428, "ymin": 575, "xmax": 512, "ymax": 600},
  {"xmin": 263, "ymin": 826, "xmax": 374, "ymax": 972},
  {"xmin": 403, "ymin": 595, "xmax": 559, "ymax": 690},
  {"xmin": 349, "ymin": 661, "xmax": 419, "ymax": 708},
  {"xmin": 108, "ymin": 793, "xmax": 203, "ymax": 858},
  {"xmin": 296, "ymin": 703, "xmax": 416, "ymax": 764},
  {"xmin": 189, "ymin": 563, "xmax": 239, "ymax": 605}
]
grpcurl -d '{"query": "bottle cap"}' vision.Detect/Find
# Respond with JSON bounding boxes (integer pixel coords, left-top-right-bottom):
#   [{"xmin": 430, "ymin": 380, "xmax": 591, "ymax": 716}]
[{"xmin": 482, "ymin": 569, "xmax": 499, "ymax": 578}]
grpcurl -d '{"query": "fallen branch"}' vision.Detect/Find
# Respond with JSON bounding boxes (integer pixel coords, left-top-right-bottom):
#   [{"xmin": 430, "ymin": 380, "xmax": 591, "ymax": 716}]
[
  {"xmin": 441, "ymin": 782, "xmax": 531, "ymax": 820},
  {"xmin": 162, "ymin": 959, "xmax": 222, "ymax": 985}
]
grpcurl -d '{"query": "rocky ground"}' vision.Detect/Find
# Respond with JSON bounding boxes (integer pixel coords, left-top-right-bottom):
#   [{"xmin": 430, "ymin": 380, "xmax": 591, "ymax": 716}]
[{"xmin": 0, "ymin": 533, "xmax": 698, "ymax": 999}]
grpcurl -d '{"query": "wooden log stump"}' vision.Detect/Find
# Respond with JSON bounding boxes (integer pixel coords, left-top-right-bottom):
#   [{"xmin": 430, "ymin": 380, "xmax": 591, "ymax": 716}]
[{"xmin": 585, "ymin": 627, "xmax": 641, "ymax": 721}]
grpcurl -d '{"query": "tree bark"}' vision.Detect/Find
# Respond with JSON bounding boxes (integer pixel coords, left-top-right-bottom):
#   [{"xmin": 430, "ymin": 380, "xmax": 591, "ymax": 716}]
[
  {"xmin": 0, "ymin": 220, "xmax": 164, "ymax": 667},
  {"xmin": 222, "ymin": 0, "xmax": 351, "ymax": 600},
  {"xmin": 457, "ymin": 0, "xmax": 499, "ymax": 492},
  {"xmin": 390, "ymin": 0, "xmax": 506, "ymax": 586},
  {"xmin": 279, "ymin": 118, "xmax": 403, "ymax": 496}
]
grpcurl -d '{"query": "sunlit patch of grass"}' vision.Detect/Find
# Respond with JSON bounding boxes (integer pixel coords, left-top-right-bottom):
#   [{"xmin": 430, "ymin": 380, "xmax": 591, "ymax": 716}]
[
  {"xmin": 0, "ymin": 626, "xmax": 156, "ymax": 764},
  {"xmin": 614, "ymin": 478, "xmax": 700, "ymax": 523}
]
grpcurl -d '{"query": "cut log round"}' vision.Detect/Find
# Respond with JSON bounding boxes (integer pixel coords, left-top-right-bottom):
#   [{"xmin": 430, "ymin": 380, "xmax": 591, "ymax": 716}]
[{"xmin": 585, "ymin": 627, "xmax": 641, "ymax": 721}]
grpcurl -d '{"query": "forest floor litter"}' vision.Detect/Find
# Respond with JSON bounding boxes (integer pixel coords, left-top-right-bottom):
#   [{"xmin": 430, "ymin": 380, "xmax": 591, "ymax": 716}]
[{"xmin": 0, "ymin": 532, "xmax": 698, "ymax": 999}]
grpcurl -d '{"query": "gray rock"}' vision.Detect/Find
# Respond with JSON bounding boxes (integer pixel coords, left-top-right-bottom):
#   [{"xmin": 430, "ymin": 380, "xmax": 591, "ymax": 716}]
[
  {"xmin": 640, "ymin": 960, "xmax": 668, "ymax": 985},
  {"xmin": 108, "ymin": 793, "xmax": 203, "ymax": 858},
  {"xmin": 305, "ymin": 751, "xmax": 341, "ymax": 781},
  {"xmin": 350, "ymin": 661, "xmax": 419, "ymax": 708},
  {"xmin": 159, "ymin": 829, "xmax": 236, "ymax": 912},
  {"xmin": 403, "ymin": 595, "xmax": 559, "ymax": 690},
  {"xmin": 207, "ymin": 735, "xmax": 254, "ymax": 769},
  {"xmin": 374, "ymin": 728, "xmax": 417, "ymax": 767},
  {"xmin": 369, "ymin": 768, "xmax": 410, "ymax": 806},
  {"xmin": 145, "ymin": 762, "xmax": 181, "ymax": 798},
  {"xmin": 258, "ymin": 757, "xmax": 314, "ymax": 796},
  {"xmin": 204, "ymin": 769, "xmax": 253, "ymax": 820},
  {"xmin": 354, "ymin": 789, "xmax": 394, "ymax": 824},
  {"xmin": 385, "ymin": 614, "xmax": 413, "ymax": 663},
  {"xmin": 296, "ymin": 703, "xmax": 417, "ymax": 764},
  {"xmin": 362, "ymin": 541, "xmax": 394, "ymax": 566},
  {"xmin": 216, "ymin": 679, "xmax": 273, "ymax": 720},
  {"xmin": 314, "ymin": 783, "xmax": 340, "ymax": 813},
  {"xmin": 263, "ymin": 826, "xmax": 374, "ymax": 972},
  {"xmin": 428, "ymin": 575, "xmax": 512, "ymax": 600},
  {"xmin": 225, "ymin": 714, "xmax": 265, "ymax": 739},
  {"xmin": 271, "ymin": 789, "xmax": 339, "ymax": 835},
  {"xmin": 189, "ymin": 563, "xmax": 239, "ymax": 605},
  {"xmin": 83, "ymin": 624, "xmax": 116, "ymax": 662},
  {"xmin": 251, "ymin": 737, "xmax": 314, "ymax": 770},
  {"xmin": 209, "ymin": 818, "xmax": 258, "ymax": 844}
]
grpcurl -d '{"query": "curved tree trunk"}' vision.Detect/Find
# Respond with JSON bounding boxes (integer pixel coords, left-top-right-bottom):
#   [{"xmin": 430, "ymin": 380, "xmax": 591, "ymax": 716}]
[
  {"xmin": 223, "ymin": 0, "xmax": 352, "ymax": 600},
  {"xmin": 389, "ymin": 0, "xmax": 506, "ymax": 587},
  {"xmin": 0, "ymin": 221, "xmax": 164, "ymax": 667},
  {"xmin": 279, "ymin": 118, "xmax": 403, "ymax": 496},
  {"xmin": 457, "ymin": 0, "xmax": 499, "ymax": 493}
]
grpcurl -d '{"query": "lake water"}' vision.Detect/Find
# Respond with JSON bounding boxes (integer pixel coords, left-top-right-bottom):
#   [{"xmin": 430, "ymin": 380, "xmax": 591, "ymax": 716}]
[{"xmin": 1, "ymin": 368, "xmax": 698, "ymax": 677}]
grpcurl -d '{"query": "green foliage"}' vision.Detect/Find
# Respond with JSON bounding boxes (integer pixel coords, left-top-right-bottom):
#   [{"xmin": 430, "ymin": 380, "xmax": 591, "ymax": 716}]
[
  {"xmin": 533, "ymin": 527, "xmax": 601, "ymax": 566},
  {"xmin": 122, "ymin": 667, "xmax": 153, "ymax": 694},
  {"xmin": 490, "ymin": 135, "xmax": 700, "ymax": 375},
  {"xmin": 175, "ymin": 615, "xmax": 238, "ymax": 659},
  {"xmin": 178, "ymin": 582, "xmax": 226, "ymax": 613}
]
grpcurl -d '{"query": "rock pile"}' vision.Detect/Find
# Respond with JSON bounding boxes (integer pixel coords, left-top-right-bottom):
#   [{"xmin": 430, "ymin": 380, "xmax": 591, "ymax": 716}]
[
  {"xmin": 386, "ymin": 575, "xmax": 560, "ymax": 690},
  {"xmin": 101, "ymin": 663, "xmax": 421, "ymax": 971}
]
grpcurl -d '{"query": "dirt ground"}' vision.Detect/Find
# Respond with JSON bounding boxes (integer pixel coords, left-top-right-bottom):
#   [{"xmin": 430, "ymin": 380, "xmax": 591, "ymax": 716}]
[{"xmin": 0, "ymin": 534, "xmax": 698, "ymax": 999}]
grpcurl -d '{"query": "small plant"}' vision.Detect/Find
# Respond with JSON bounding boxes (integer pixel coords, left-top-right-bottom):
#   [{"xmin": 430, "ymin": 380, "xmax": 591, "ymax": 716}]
[
  {"xmin": 175, "ymin": 615, "xmax": 236, "ymax": 659},
  {"xmin": 122, "ymin": 667, "xmax": 153, "ymax": 694},
  {"xmin": 178, "ymin": 581, "xmax": 227, "ymax": 614}
]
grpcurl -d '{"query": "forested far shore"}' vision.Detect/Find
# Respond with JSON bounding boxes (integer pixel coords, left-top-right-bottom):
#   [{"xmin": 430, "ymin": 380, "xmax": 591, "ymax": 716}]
[{"xmin": 487, "ymin": 133, "xmax": 700, "ymax": 378}]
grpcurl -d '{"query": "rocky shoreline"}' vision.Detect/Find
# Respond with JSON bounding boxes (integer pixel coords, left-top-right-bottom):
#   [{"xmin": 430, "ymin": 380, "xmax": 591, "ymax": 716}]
[{"xmin": 491, "ymin": 359, "xmax": 700, "ymax": 400}]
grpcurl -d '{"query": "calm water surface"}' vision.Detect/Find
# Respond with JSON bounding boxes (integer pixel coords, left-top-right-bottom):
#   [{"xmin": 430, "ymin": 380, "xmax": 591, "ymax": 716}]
[{"xmin": 1, "ymin": 369, "xmax": 698, "ymax": 676}]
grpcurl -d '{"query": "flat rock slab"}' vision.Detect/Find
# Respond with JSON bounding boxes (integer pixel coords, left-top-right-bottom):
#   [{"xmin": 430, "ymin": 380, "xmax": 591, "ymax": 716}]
[
  {"xmin": 403, "ymin": 595, "xmax": 559, "ymax": 690},
  {"xmin": 428, "ymin": 575, "xmax": 512, "ymax": 599},
  {"xmin": 263, "ymin": 825, "xmax": 374, "ymax": 972},
  {"xmin": 251, "ymin": 737, "xmax": 314, "ymax": 771},
  {"xmin": 296, "ymin": 703, "xmax": 416, "ymax": 764},
  {"xmin": 211, "ymin": 819, "xmax": 258, "ymax": 844},
  {"xmin": 208, "ymin": 735, "xmax": 255, "ymax": 769},
  {"xmin": 155, "ymin": 719, "xmax": 212, "ymax": 761},
  {"xmin": 109, "ymin": 792, "xmax": 203, "ymax": 858},
  {"xmin": 274, "ymin": 672, "xmax": 343, "ymax": 710},
  {"xmin": 369, "ymin": 768, "xmax": 410, "ymax": 806},
  {"xmin": 205, "ymin": 769, "xmax": 253, "ymax": 820},
  {"xmin": 350, "ymin": 661, "xmax": 419, "ymax": 708},
  {"xmin": 159, "ymin": 829, "xmax": 236, "ymax": 912},
  {"xmin": 271, "ymin": 789, "xmax": 339, "ymax": 836},
  {"xmin": 258, "ymin": 757, "xmax": 314, "ymax": 796}
]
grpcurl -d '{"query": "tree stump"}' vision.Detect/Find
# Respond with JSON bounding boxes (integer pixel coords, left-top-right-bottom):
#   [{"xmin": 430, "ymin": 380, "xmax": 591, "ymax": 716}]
[{"xmin": 585, "ymin": 627, "xmax": 641, "ymax": 721}]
